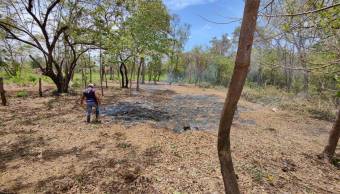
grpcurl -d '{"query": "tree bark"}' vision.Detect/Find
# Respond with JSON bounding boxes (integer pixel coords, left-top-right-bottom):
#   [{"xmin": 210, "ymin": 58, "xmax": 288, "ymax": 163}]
[
  {"xmin": 89, "ymin": 53, "xmax": 92, "ymax": 83},
  {"xmin": 82, "ymin": 69, "xmax": 85, "ymax": 88},
  {"xmin": 130, "ymin": 56, "xmax": 136, "ymax": 90},
  {"xmin": 89, "ymin": 67, "xmax": 92, "ymax": 83},
  {"xmin": 320, "ymin": 110, "xmax": 340, "ymax": 161},
  {"xmin": 104, "ymin": 68, "xmax": 108, "ymax": 88},
  {"xmin": 99, "ymin": 36, "xmax": 104, "ymax": 96},
  {"xmin": 137, "ymin": 57, "xmax": 144, "ymax": 91},
  {"xmin": 39, "ymin": 78, "xmax": 42, "ymax": 97},
  {"xmin": 0, "ymin": 77, "xmax": 7, "ymax": 106},
  {"xmin": 120, "ymin": 63, "xmax": 125, "ymax": 88},
  {"xmin": 120, "ymin": 62, "xmax": 129, "ymax": 88},
  {"xmin": 141, "ymin": 62, "xmax": 145, "ymax": 84},
  {"xmin": 109, "ymin": 66, "xmax": 113, "ymax": 80},
  {"xmin": 123, "ymin": 63, "xmax": 129, "ymax": 88},
  {"xmin": 217, "ymin": 1, "xmax": 260, "ymax": 194}
]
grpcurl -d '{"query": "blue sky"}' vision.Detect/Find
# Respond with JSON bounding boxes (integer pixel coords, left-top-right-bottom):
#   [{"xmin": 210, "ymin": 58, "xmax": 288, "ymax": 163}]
[{"xmin": 163, "ymin": 0, "xmax": 245, "ymax": 51}]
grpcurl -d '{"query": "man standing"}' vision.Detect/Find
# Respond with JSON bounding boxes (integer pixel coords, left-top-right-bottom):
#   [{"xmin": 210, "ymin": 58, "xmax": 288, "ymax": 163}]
[{"xmin": 81, "ymin": 83, "xmax": 101, "ymax": 123}]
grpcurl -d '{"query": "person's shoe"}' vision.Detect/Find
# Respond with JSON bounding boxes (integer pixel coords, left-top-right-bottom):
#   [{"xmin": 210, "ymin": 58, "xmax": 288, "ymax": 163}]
[
  {"xmin": 93, "ymin": 119, "xmax": 101, "ymax": 124},
  {"xmin": 87, "ymin": 116, "xmax": 91, "ymax": 123}
]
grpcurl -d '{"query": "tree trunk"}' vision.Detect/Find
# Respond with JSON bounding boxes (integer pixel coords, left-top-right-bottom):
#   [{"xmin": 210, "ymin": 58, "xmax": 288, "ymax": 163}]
[
  {"xmin": 148, "ymin": 70, "xmax": 152, "ymax": 83},
  {"xmin": 120, "ymin": 63, "xmax": 129, "ymax": 88},
  {"xmin": 130, "ymin": 56, "xmax": 135, "ymax": 90},
  {"xmin": 137, "ymin": 57, "xmax": 144, "ymax": 91},
  {"xmin": 117, "ymin": 65, "xmax": 121, "ymax": 87},
  {"xmin": 320, "ymin": 110, "xmax": 340, "ymax": 161},
  {"xmin": 123, "ymin": 63, "xmax": 129, "ymax": 88},
  {"xmin": 104, "ymin": 68, "xmax": 108, "ymax": 88},
  {"xmin": 89, "ymin": 54, "xmax": 92, "ymax": 83},
  {"xmin": 157, "ymin": 71, "xmax": 161, "ymax": 82},
  {"xmin": 120, "ymin": 63, "xmax": 125, "ymax": 88},
  {"xmin": 55, "ymin": 80, "xmax": 69, "ymax": 93},
  {"xmin": 141, "ymin": 62, "xmax": 145, "ymax": 84},
  {"xmin": 217, "ymin": 1, "xmax": 259, "ymax": 194},
  {"xmin": 84, "ymin": 59, "xmax": 88, "ymax": 88},
  {"xmin": 300, "ymin": 52, "xmax": 309, "ymax": 95},
  {"xmin": 39, "ymin": 78, "xmax": 42, "ymax": 97},
  {"xmin": 89, "ymin": 67, "xmax": 92, "ymax": 83},
  {"xmin": 110, "ymin": 66, "xmax": 113, "ymax": 80},
  {"xmin": 82, "ymin": 69, "xmax": 85, "ymax": 88},
  {"xmin": 0, "ymin": 77, "xmax": 7, "ymax": 106}
]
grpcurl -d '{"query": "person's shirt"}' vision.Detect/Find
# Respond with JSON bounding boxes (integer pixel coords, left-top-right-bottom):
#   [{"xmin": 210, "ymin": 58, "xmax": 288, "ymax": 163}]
[{"xmin": 83, "ymin": 87, "xmax": 97, "ymax": 104}]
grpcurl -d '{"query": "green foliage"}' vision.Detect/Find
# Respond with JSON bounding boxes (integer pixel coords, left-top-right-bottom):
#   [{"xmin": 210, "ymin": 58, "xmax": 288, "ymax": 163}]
[
  {"xmin": 16, "ymin": 90, "xmax": 28, "ymax": 98},
  {"xmin": 71, "ymin": 77, "xmax": 82, "ymax": 88},
  {"xmin": 0, "ymin": 65, "xmax": 53, "ymax": 86},
  {"xmin": 335, "ymin": 76, "xmax": 340, "ymax": 97}
]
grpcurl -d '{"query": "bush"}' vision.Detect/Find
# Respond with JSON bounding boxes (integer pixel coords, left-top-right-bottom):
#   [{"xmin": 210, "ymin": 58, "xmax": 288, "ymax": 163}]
[
  {"xmin": 28, "ymin": 75, "xmax": 37, "ymax": 83},
  {"xmin": 242, "ymin": 86, "xmax": 284, "ymax": 105},
  {"xmin": 307, "ymin": 108, "xmax": 335, "ymax": 122},
  {"xmin": 71, "ymin": 78, "xmax": 82, "ymax": 88},
  {"xmin": 16, "ymin": 90, "xmax": 28, "ymax": 98}
]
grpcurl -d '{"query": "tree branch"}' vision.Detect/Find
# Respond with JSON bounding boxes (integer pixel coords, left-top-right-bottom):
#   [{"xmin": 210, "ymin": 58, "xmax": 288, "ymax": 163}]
[
  {"xmin": 43, "ymin": 0, "xmax": 61, "ymax": 27},
  {"xmin": 260, "ymin": 3, "xmax": 340, "ymax": 17},
  {"xmin": 198, "ymin": 15, "xmax": 241, "ymax": 25}
]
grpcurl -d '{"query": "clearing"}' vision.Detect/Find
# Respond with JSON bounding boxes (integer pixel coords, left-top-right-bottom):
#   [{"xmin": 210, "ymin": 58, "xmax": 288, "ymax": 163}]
[{"xmin": 0, "ymin": 83, "xmax": 338, "ymax": 193}]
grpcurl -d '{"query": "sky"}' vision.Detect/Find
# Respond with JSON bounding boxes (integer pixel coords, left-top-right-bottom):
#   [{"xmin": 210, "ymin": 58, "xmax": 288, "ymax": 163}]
[{"xmin": 163, "ymin": 0, "xmax": 245, "ymax": 51}]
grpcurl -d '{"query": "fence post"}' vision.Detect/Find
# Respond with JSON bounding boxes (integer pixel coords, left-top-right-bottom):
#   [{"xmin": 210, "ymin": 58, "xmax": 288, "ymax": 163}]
[
  {"xmin": 0, "ymin": 77, "xmax": 7, "ymax": 106},
  {"xmin": 39, "ymin": 78, "xmax": 42, "ymax": 97}
]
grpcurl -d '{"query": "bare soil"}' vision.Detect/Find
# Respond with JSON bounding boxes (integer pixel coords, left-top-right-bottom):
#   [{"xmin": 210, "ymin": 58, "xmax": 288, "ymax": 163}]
[{"xmin": 0, "ymin": 83, "xmax": 339, "ymax": 193}]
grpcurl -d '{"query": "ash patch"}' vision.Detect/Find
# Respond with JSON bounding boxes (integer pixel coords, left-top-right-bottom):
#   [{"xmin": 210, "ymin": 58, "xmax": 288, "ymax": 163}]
[
  {"xmin": 102, "ymin": 89, "xmax": 254, "ymax": 132},
  {"xmin": 102, "ymin": 102, "xmax": 171, "ymax": 122},
  {"xmin": 157, "ymin": 94, "xmax": 254, "ymax": 132},
  {"xmin": 159, "ymin": 95, "xmax": 224, "ymax": 132}
]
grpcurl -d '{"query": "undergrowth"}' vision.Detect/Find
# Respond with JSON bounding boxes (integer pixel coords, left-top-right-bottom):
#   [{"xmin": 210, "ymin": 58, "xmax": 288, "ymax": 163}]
[{"xmin": 242, "ymin": 86, "xmax": 337, "ymax": 122}]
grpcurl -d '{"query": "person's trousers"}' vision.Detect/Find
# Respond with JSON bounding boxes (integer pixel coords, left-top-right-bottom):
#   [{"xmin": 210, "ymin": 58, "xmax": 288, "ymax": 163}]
[{"xmin": 86, "ymin": 102, "xmax": 99, "ymax": 121}]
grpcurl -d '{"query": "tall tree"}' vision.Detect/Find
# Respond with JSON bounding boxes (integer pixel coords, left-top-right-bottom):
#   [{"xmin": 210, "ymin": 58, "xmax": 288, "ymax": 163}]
[
  {"xmin": 0, "ymin": 0, "xmax": 93, "ymax": 93},
  {"xmin": 168, "ymin": 15, "xmax": 190, "ymax": 84},
  {"xmin": 210, "ymin": 33, "xmax": 231, "ymax": 56},
  {"xmin": 218, "ymin": 0, "xmax": 260, "ymax": 193}
]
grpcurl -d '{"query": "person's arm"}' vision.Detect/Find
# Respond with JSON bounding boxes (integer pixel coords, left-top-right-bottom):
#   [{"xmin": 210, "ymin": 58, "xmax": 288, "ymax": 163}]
[
  {"xmin": 80, "ymin": 94, "xmax": 85, "ymax": 106},
  {"xmin": 95, "ymin": 93, "xmax": 101, "ymax": 105}
]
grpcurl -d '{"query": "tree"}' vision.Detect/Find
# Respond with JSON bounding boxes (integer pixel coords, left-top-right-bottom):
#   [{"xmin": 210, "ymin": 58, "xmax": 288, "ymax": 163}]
[
  {"xmin": 0, "ymin": 39, "xmax": 30, "ymax": 77},
  {"xmin": 168, "ymin": 15, "xmax": 190, "ymax": 84},
  {"xmin": 256, "ymin": 0, "xmax": 340, "ymax": 95},
  {"xmin": 210, "ymin": 33, "xmax": 231, "ymax": 56},
  {"xmin": 218, "ymin": 0, "xmax": 260, "ymax": 193},
  {"xmin": 0, "ymin": 0, "xmax": 95, "ymax": 93},
  {"xmin": 320, "ymin": 110, "xmax": 340, "ymax": 161},
  {"xmin": 127, "ymin": 0, "xmax": 171, "ymax": 89}
]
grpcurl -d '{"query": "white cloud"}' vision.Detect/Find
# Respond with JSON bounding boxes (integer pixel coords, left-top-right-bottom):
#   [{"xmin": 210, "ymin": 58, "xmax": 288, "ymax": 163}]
[{"xmin": 164, "ymin": 0, "xmax": 217, "ymax": 10}]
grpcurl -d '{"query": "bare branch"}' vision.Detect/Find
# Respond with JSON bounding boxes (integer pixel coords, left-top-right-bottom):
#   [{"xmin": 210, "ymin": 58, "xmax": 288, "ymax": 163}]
[
  {"xmin": 198, "ymin": 15, "xmax": 241, "ymax": 25},
  {"xmin": 260, "ymin": 3, "xmax": 340, "ymax": 17},
  {"xmin": 43, "ymin": 0, "xmax": 61, "ymax": 27}
]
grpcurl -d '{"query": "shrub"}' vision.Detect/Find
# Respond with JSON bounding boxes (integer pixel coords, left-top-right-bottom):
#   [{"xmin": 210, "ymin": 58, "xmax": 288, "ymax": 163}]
[
  {"xmin": 71, "ymin": 78, "xmax": 82, "ymax": 88},
  {"xmin": 28, "ymin": 75, "xmax": 37, "ymax": 83},
  {"xmin": 307, "ymin": 108, "xmax": 335, "ymax": 122},
  {"xmin": 16, "ymin": 90, "xmax": 28, "ymax": 98}
]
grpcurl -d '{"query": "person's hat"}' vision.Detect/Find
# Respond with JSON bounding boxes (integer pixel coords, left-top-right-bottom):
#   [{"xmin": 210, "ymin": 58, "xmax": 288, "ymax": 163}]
[{"xmin": 88, "ymin": 83, "xmax": 94, "ymax": 88}]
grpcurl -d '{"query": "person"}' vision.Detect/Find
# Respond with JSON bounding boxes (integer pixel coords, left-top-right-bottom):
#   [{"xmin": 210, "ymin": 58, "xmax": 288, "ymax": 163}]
[{"xmin": 81, "ymin": 83, "xmax": 101, "ymax": 123}]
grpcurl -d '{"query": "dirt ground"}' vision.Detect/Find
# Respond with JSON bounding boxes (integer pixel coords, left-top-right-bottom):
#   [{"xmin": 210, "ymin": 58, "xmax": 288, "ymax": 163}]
[{"xmin": 0, "ymin": 82, "xmax": 339, "ymax": 194}]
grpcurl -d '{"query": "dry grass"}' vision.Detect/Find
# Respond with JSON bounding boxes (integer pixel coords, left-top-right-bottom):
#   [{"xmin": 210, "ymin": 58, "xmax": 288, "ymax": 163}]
[
  {"xmin": 242, "ymin": 86, "xmax": 337, "ymax": 122},
  {"xmin": 0, "ymin": 83, "xmax": 339, "ymax": 193}
]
